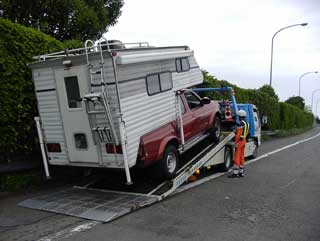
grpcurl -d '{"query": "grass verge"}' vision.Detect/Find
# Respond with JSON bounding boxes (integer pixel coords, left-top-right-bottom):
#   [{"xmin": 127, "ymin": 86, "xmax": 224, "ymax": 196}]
[
  {"xmin": 262, "ymin": 126, "xmax": 313, "ymax": 141},
  {"xmin": 0, "ymin": 171, "xmax": 43, "ymax": 192}
]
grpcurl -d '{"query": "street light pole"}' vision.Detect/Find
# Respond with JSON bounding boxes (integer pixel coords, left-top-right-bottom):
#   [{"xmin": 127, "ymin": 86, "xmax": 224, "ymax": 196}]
[
  {"xmin": 311, "ymin": 88, "xmax": 320, "ymax": 113},
  {"xmin": 299, "ymin": 71, "xmax": 318, "ymax": 96},
  {"xmin": 269, "ymin": 23, "xmax": 308, "ymax": 87},
  {"xmin": 316, "ymin": 99, "xmax": 320, "ymax": 117}
]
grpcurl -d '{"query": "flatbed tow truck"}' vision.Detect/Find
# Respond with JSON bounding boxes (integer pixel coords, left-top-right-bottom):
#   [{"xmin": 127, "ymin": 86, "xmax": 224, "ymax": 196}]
[{"xmin": 19, "ymin": 87, "xmax": 261, "ymax": 223}]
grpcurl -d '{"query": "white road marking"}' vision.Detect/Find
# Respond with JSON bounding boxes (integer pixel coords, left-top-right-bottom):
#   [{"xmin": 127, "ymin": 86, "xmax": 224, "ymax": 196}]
[
  {"xmin": 37, "ymin": 131, "xmax": 320, "ymax": 241},
  {"xmin": 280, "ymin": 179, "xmax": 297, "ymax": 189},
  {"xmin": 175, "ymin": 132, "xmax": 320, "ymax": 194},
  {"xmin": 247, "ymin": 132, "xmax": 320, "ymax": 165},
  {"xmin": 38, "ymin": 221, "xmax": 100, "ymax": 241}
]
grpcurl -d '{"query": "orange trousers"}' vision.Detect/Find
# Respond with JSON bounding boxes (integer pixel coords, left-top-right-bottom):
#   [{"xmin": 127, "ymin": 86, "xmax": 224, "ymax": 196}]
[{"xmin": 234, "ymin": 139, "xmax": 246, "ymax": 167}]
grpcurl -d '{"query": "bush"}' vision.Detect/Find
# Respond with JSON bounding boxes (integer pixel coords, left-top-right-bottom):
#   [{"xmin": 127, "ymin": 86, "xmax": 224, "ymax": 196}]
[
  {"xmin": 0, "ymin": 172, "xmax": 42, "ymax": 191},
  {"xmin": 0, "ymin": 19, "xmax": 63, "ymax": 161},
  {"xmin": 279, "ymin": 102, "xmax": 313, "ymax": 130}
]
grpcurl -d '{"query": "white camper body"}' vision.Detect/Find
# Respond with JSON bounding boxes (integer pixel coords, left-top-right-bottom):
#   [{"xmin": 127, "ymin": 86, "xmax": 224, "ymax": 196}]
[{"xmin": 30, "ymin": 41, "xmax": 203, "ymax": 178}]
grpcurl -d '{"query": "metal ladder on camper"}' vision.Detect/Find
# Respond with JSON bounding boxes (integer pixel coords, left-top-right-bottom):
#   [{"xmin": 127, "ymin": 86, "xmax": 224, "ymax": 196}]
[{"xmin": 83, "ymin": 39, "xmax": 119, "ymax": 145}]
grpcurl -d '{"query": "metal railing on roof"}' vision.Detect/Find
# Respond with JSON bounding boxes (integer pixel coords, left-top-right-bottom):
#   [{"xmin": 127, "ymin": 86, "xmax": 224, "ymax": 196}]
[{"xmin": 32, "ymin": 40, "xmax": 150, "ymax": 61}]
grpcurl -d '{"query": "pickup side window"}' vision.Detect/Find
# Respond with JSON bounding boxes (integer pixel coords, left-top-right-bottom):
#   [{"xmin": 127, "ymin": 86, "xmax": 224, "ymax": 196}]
[
  {"xmin": 146, "ymin": 72, "xmax": 172, "ymax": 95},
  {"xmin": 185, "ymin": 91, "xmax": 201, "ymax": 109},
  {"xmin": 179, "ymin": 96, "xmax": 186, "ymax": 114},
  {"xmin": 253, "ymin": 109, "xmax": 260, "ymax": 128},
  {"xmin": 176, "ymin": 57, "xmax": 190, "ymax": 73}
]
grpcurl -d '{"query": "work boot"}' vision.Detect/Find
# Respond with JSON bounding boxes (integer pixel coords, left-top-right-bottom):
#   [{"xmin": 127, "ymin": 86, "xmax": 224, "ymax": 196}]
[
  {"xmin": 228, "ymin": 166, "xmax": 239, "ymax": 178},
  {"xmin": 228, "ymin": 173, "xmax": 239, "ymax": 178},
  {"xmin": 239, "ymin": 167, "xmax": 245, "ymax": 177}
]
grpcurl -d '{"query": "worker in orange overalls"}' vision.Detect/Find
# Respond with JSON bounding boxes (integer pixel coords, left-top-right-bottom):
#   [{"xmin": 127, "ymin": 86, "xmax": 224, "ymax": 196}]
[{"xmin": 229, "ymin": 109, "xmax": 250, "ymax": 178}]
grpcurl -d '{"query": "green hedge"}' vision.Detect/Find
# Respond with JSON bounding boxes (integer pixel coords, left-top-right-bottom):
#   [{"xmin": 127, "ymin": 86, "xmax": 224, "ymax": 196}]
[
  {"xmin": 0, "ymin": 19, "xmax": 63, "ymax": 161},
  {"xmin": 201, "ymin": 71, "xmax": 313, "ymax": 130},
  {"xmin": 279, "ymin": 102, "xmax": 313, "ymax": 130}
]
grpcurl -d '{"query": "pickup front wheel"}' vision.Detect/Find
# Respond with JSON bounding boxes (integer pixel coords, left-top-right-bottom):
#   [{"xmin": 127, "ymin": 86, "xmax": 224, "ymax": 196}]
[
  {"xmin": 158, "ymin": 145, "xmax": 180, "ymax": 179},
  {"xmin": 211, "ymin": 116, "xmax": 221, "ymax": 142}
]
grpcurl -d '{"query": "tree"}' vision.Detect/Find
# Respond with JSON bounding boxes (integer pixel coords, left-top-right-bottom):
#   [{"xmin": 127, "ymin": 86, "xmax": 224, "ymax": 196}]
[
  {"xmin": 0, "ymin": 18, "xmax": 63, "ymax": 161},
  {"xmin": 258, "ymin": 85, "xmax": 279, "ymax": 101},
  {"xmin": 285, "ymin": 96, "xmax": 305, "ymax": 110},
  {"xmin": 0, "ymin": 0, "xmax": 123, "ymax": 41}
]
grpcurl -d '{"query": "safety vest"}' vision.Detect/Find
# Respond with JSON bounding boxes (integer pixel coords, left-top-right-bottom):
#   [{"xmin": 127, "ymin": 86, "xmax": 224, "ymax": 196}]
[{"xmin": 240, "ymin": 120, "xmax": 249, "ymax": 139}]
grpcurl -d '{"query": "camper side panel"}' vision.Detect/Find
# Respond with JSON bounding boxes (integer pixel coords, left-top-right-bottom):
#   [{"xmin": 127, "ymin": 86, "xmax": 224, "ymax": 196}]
[
  {"xmin": 32, "ymin": 67, "xmax": 68, "ymax": 164},
  {"xmin": 172, "ymin": 55, "xmax": 203, "ymax": 90},
  {"xmin": 117, "ymin": 54, "xmax": 202, "ymax": 168}
]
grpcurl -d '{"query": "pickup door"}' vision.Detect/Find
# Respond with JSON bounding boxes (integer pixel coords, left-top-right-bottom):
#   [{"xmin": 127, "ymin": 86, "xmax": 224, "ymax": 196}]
[
  {"xmin": 183, "ymin": 91, "xmax": 209, "ymax": 135},
  {"xmin": 179, "ymin": 96, "xmax": 193, "ymax": 141}
]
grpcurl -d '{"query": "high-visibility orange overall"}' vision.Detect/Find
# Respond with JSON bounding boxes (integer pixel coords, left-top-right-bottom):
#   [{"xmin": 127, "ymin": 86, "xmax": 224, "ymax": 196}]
[
  {"xmin": 233, "ymin": 120, "xmax": 249, "ymax": 173},
  {"xmin": 234, "ymin": 127, "xmax": 246, "ymax": 168}
]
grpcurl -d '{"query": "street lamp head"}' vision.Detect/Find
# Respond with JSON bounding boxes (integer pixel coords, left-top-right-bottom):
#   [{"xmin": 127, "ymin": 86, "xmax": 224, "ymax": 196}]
[{"xmin": 301, "ymin": 23, "xmax": 308, "ymax": 26}]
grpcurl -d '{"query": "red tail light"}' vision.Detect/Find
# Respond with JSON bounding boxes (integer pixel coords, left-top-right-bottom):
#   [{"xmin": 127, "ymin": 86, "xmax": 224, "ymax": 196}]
[
  {"xmin": 105, "ymin": 144, "xmax": 122, "ymax": 154},
  {"xmin": 138, "ymin": 143, "xmax": 146, "ymax": 160},
  {"xmin": 47, "ymin": 143, "xmax": 61, "ymax": 152}
]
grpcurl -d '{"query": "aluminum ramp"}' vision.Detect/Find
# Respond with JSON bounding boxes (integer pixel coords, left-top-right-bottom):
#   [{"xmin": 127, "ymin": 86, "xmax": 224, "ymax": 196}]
[
  {"xmin": 19, "ymin": 132, "xmax": 234, "ymax": 223},
  {"xmin": 19, "ymin": 187, "xmax": 159, "ymax": 222}
]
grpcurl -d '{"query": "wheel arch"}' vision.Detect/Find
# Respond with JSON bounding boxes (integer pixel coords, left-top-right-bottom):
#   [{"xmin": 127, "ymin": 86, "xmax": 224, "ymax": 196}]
[
  {"xmin": 209, "ymin": 111, "xmax": 221, "ymax": 126},
  {"xmin": 156, "ymin": 136, "xmax": 179, "ymax": 160}
]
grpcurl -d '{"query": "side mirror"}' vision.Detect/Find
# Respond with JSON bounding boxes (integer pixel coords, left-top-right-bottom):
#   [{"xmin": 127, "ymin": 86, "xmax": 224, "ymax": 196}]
[{"xmin": 201, "ymin": 97, "xmax": 211, "ymax": 105}]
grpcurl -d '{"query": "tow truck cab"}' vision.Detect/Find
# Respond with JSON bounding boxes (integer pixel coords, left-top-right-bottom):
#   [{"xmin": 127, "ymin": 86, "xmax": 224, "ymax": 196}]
[{"xmin": 237, "ymin": 104, "xmax": 261, "ymax": 146}]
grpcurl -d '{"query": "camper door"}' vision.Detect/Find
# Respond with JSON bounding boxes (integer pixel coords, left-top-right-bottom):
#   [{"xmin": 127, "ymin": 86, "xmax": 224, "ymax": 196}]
[{"xmin": 55, "ymin": 66, "xmax": 100, "ymax": 164}]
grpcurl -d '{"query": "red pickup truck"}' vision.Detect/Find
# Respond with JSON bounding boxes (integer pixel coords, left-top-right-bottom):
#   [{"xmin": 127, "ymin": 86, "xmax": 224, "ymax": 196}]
[{"xmin": 138, "ymin": 89, "xmax": 221, "ymax": 179}]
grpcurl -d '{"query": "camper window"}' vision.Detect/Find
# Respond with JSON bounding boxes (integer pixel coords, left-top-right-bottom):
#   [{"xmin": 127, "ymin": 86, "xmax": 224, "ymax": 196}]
[
  {"xmin": 160, "ymin": 72, "xmax": 172, "ymax": 91},
  {"xmin": 64, "ymin": 76, "xmax": 82, "ymax": 108},
  {"xmin": 146, "ymin": 72, "xmax": 172, "ymax": 95},
  {"xmin": 176, "ymin": 57, "xmax": 190, "ymax": 73},
  {"xmin": 74, "ymin": 133, "xmax": 88, "ymax": 149},
  {"xmin": 146, "ymin": 74, "xmax": 160, "ymax": 95}
]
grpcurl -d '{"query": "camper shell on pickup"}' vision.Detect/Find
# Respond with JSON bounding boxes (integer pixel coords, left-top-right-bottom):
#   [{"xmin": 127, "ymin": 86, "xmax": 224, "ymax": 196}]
[{"xmin": 30, "ymin": 40, "xmax": 221, "ymax": 183}]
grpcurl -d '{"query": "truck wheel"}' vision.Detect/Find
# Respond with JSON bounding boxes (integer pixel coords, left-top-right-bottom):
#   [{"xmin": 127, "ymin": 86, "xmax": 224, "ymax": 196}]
[
  {"xmin": 159, "ymin": 145, "xmax": 180, "ymax": 179},
  {"xmin": 211, "ymin": 116, "xmax": 221, "ymax": 142},
  {"xmin": 220, "ymin": 147, "xmax": 233, "ymax": 172}
]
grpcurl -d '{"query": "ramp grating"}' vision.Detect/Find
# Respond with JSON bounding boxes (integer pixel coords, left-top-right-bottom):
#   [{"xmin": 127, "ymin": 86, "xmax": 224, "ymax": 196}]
[{"xmin": 19, "ymin": 188, "xmax": 159, "ymax": 222}]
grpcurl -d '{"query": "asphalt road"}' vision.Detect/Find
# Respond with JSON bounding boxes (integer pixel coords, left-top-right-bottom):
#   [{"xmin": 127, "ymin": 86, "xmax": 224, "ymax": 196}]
[{"xmin": 1, "ymin": 126, "xmax": 320, "ymax": 241}]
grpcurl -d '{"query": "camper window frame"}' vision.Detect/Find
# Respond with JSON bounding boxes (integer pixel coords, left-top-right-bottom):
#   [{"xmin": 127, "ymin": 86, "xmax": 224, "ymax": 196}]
[
  {"xmin": 175, "ymin": 57, "xmax": 190, "ymax": 73},
  {"xmin": 74, "ymin": 133, "xmax": 89, "ymax": 150},
  {"xmin": 146, "ymin": 71, "xmax": 173, "ymax": 96},
  {"xmin": 64, "ymin": 75, "xmax": 82, "ymax": 109}
]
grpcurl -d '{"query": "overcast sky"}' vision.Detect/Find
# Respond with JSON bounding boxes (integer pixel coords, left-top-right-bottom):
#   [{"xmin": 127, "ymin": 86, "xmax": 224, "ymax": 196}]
[{"xmin": 107, "ymin": 0, "xmax": 320, "ymax": 113}]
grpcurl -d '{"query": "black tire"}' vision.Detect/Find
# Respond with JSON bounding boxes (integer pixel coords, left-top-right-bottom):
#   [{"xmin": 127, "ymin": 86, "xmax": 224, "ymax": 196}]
[
  {"xmin": 220, "ymin": 147, "xmax": 233, "ymax": 172},
  {"xmin": 158, "ymin": 144, "xmax": 180, "ymax": 180},
  {"xmin": 211, "ymin": 116, "xmax": 221, "ymax": 142}
]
